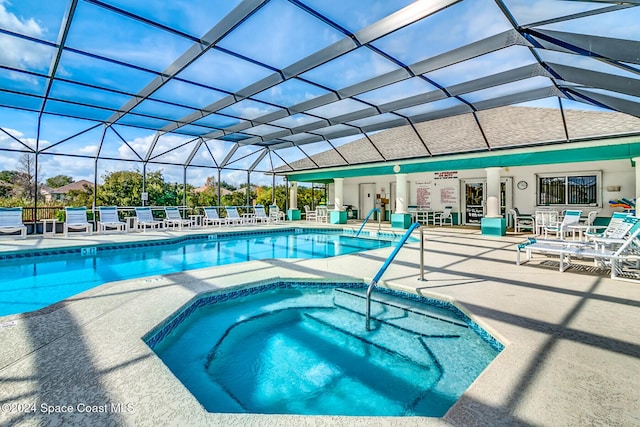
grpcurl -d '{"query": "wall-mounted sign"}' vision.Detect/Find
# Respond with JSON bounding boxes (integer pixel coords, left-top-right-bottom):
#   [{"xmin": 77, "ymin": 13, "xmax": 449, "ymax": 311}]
[
  {"xmin": 434, "ymin": 171, "xmax": 458, "ymax": 180},
  {"xmin": 415, "ymin": 181, "xmax": 432, "ymax": 208}
]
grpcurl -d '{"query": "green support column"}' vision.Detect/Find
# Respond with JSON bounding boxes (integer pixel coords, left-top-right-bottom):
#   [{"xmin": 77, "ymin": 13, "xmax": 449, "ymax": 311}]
[
  {"xmin": 481, "ymin": 217, "xmax": 506, "ymax": 236},
  {"xmin": 287, "ymin": 209, "xmax": 301, "ymax": 221},
  {"xmin": 391, "ymin": 213, "xmax": 412, "ymax": 229},
  {"xmin": 329, "ymin": 210, "xmax": 347, "ymax": 224}
]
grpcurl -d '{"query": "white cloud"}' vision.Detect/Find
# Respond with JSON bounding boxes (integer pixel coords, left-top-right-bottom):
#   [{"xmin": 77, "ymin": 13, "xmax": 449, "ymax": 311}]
[
  {"xmin": 118, "ymin": 134, "xmax": 153, "ymax": 160},
  {"xmin": 0, "ymin": 0, "xmax": 42, "ymax": 36},
  {"xmin": 0, "ymin": 126, "xmax": 36, "ymax": 150},
  {"xmin": 0, "ymin": 1, "xmax": 52, "ymax": 72},
  {"xmin": 38, "ymin": 155, "xmax": 94, "ymax": 182}
]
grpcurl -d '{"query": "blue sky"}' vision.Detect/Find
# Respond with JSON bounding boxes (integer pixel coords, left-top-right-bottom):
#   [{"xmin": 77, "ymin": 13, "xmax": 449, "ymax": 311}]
[{"xmin": 0, "ymin": 0, "xmax": 639, "ymax": 186}]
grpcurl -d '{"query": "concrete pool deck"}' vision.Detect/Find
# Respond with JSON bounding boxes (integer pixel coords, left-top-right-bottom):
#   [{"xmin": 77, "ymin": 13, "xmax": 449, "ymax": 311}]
[{"xmin": 0, "ymin": 223, "xmax": 638, "ymax": 426}]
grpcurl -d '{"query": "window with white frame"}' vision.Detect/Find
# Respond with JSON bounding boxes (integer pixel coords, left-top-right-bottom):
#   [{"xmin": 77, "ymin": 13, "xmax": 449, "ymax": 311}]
[{"xmin": 537, "ymin": 172, "xmax": 600, "ymax": 206}]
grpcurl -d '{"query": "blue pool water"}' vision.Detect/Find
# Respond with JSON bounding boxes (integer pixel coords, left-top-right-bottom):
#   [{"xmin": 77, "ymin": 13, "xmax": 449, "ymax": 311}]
[
  {"xmin": 148, "ymin": 282, "xmax": 503, "ymax": 417},
  {"xmin": 0, "ymin": 230, "xmax": 395, "ymax": 317}
]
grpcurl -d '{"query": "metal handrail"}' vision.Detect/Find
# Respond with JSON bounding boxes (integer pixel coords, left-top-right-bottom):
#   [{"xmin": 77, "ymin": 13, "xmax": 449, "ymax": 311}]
[
  {"xmin": 356, "ymin": 207, "xmax": 380, "ymax": 237},
  {"xmin": 365, "ymin": 222, "xmax": 420, "ymax": 331}
]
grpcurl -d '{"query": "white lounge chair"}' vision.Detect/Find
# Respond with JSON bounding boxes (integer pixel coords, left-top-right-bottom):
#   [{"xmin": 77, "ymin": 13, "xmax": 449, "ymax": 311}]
[
  {"xmin": 253, "ymin": 205, "xmax": 270, "ymax": 224},
  {"xmin": 164, "ymin": 207, "xmax": 191, "ymax": 230},
  {"xmin": 202, "ymin": 207, "xmax": 227, "ymax": 227},
  {"xmin": 0, "ymin": 207, "xmax": 27, "ymax": 239},
  {"xmin": 589, "ymin": 215, "xmax": 640, "ymax": 250},
  {"xmin": 97, "ymin": 206, "xmax": 128, "ymax": 234},
  {"xmin": 518, "ymin": 217, "xmax": 640, "ymax": 274},
  {"xmin": 134, "ymin": 207, "xmax": 163, "ymax": 232},
  {"xmin": 64, "ymin": 207, "xmax": 93, "ymax": 237},
  {"xmin": 585, "ymin": 212, "xmax": 628, "ymax": 240},
  {"xmin": 225, "ymin": 206, "xmax": 244, "ymax": 226}
]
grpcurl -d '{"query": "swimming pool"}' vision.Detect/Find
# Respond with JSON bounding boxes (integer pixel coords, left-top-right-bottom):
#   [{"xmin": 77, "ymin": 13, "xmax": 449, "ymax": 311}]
[
  {"xmin": 0, "ymin": 229, "xmax": 399, "ymax": 317},
  {"xmin": 147, "ymin": 281, "xmax": 503, "ymax": 417}
]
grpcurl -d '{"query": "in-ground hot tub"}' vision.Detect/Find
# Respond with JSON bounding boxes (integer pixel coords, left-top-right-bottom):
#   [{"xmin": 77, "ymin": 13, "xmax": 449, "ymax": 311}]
[{"xmin": 145, "ymin": 281, "xmax": 503, "ymax": 417}]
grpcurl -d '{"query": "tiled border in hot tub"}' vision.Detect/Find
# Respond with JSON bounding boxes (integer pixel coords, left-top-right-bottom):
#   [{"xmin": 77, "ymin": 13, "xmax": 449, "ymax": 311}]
[{"xmin": 143, "ymin": 280, "xmax": 504, "ymax": 353}]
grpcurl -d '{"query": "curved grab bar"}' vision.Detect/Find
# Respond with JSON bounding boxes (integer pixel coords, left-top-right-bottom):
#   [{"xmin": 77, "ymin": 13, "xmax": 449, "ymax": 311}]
[{"xmin": 355, "ymin": 208, "xmax": 380, "ymax": 237}]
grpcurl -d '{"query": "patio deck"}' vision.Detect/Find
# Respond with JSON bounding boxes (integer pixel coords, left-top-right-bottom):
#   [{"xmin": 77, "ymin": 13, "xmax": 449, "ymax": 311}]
[{"xmin": 0, "ymin": 223, "xmax": 638, "ymax": 426}]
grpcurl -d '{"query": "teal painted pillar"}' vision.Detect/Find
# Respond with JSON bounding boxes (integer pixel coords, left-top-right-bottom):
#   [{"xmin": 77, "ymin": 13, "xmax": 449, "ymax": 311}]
[
  {"xmin": 287, "ymin": 209, "xmax": 301, "ymax": 221},
  {"xmin": 329, "ymin": 210, "xmax": 347, "ymax": 224},
  {"xmin": 481, "ymin": 217, "xmax": 506, "ymax": 236},
  {"xmin": 391, "ymin": 213, "xmax": 412, "ymax": 229}
]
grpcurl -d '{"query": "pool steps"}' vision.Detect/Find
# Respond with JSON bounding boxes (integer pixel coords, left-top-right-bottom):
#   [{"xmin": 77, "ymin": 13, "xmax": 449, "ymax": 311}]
[
  {"xmin": 304, "ymin": 309, "xmax": 442, "ymax": 370},
  {"xmin": 334, "ymin": 288, "xmax": 468, "ymax": 328}
]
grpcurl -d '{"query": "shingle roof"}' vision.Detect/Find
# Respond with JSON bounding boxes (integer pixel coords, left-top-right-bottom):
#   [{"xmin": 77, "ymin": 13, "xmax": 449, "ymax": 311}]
[
  {"xmin": 275, "ymin": 106, "xmax": 640, "ymax": 172},
  {"xmin": 51, "ymin": 180, "xmax": 94, "ymax": 194}
]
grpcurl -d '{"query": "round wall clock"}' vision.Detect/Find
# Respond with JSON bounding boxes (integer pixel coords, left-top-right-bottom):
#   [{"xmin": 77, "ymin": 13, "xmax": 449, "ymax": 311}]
[{"xmin": 517, "ymin": 180, "xmax": 528, "ymax": 190}]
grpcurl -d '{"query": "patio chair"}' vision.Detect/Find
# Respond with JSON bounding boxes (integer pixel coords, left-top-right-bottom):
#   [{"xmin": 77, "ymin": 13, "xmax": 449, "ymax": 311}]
[
  {"xmin": 434, "ymin": 206, "xmax": 453, "ymax": 226},
  {"xmin": 585, "ymin": 210, "xmax": 599, "ymax": 227},
  {"xmin": 543, "ymin": 209, "xmax": 582, "ymax": 239},
  {"xmin": 202, "ymin": 207, "xmax": 227, "ymax": 227},
  {"xmin": 97, "ymin": 206, "xmax": 128, "ymax": 234},
  {"xmin": 304, "ymin": 205, "xmax": 316, "ymax": 222},
  {"xmin": 253, "ymin": 205, "xmax": 270, "ymax": 224},
  {"xmin": 509, "ymin": 208, "xmax": 534, "ymax": 233},
  {"xmin": 316, "ymin": 206, "xmax": 328, "ymax": 223},
  {"xmin": 134, "ymin": 207, "xmax": 163, "ymax": 232},
  {"xmin": 0, "ymin": 207, "xmax": 27, "ymax": 239},
  {"xmin": 225, "ymin": 206, "xmax": 245, "ymax": 226},
  {"xmin": 64, "ymin": 207, "xmax": 93, "ymax": 237},
  {"xmin": 269, "ymin": 205, "xmax": 283, "ymax": 223},
  {"xmin": 164, "ymin": 207, "xmax": 192, "ymax": 230},
  {"xmin": 534, "ymin": 210, "xmax": 559, "ymax": 236}
]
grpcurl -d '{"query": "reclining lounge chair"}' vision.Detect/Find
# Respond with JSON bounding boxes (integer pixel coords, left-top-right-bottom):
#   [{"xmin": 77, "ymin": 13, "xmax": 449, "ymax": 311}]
[
  {"xmin": 64, "ymin": 207, "xmax": 93, "ymax": 237},
  {"xmin": 203, "ymin": 207, "xmax": 227, "ymax": 227},
  {"xmin": 0, "ymin": 207, "xmax": 27, "ymax": 239},
  {"xmin": 97, "ymin": 206, "xmax": 128, "ymax": 234},
  {"xmin": 134, "ymin": 207, "xmax": 163, "ymax": 232},
  {"xmin": 164, "ymin": 207, "xmax": 192, "ymax": 230}
]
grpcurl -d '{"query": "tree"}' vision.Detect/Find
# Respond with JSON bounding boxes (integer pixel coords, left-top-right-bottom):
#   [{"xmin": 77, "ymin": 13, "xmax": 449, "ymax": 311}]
[
  {"xmin": 66, "ymin": 184, "xmax": 94, "ymax": 207},
  {"xmin": 14, "ymin": 154, "xmax": 40, "ymax": 201},
  {"xmin": 0, "ymin": 170, "xmax": 19, "ymax": 183},
  {"xmin": 204, "ymin": 176, "xmax": 216, "ymax": 188},
  {"xmin": 97, "ymin": 169, "xmax": 191, "ymax": 207},
  {"xmin": 220, "ymin": 180, "xmax": 236, "ymax": 191},
  {"xmin": 221, "ymin": 190, "xmax": 251, "ymax": 207},
  {"xmin": 188, "ymin": 187, "xmax": 217, "ymax": 208},
  {"xmin": 98, "ymin": 170, "xmax": 144, "ymax": 207},
  {"xmin": 46, "ymin": 175, "xmax": 73, "ymax": 188},
  {"xmin": 0, "ymin": 171, "xmax": 18, "ymax": 199},
  {"xmin": 254, "ymin": 184, "xmax": 287, "ymax": 209}
]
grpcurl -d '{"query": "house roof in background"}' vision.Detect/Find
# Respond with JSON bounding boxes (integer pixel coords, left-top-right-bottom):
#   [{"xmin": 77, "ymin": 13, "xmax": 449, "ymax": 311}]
[{"xmin": 51, "ymin": 180, "xmax": 94, "ymax": 194}]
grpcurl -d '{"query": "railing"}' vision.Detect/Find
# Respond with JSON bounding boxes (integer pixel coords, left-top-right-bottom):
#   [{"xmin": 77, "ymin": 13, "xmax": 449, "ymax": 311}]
[
  {"xmin": 355, "ymin": 207, "xmax": 380, "ymax": 237},
  {"xmin": 365, "ymin": 222, "xmax": 420, "ymax": 331},
  {"xmin": 20, "ymin": 206, "xmax": 64, "ymax": 222}
]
